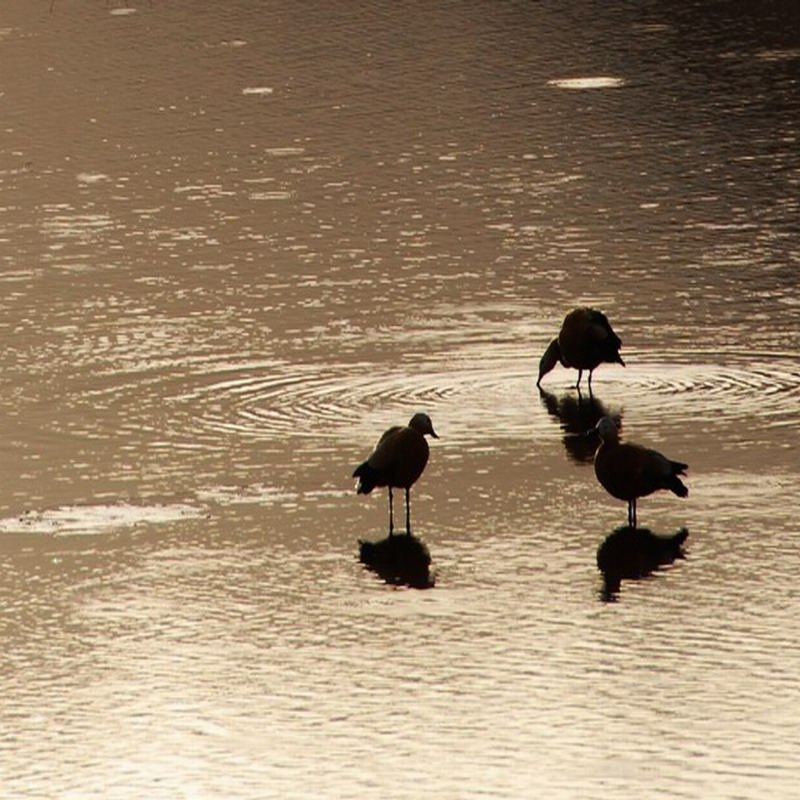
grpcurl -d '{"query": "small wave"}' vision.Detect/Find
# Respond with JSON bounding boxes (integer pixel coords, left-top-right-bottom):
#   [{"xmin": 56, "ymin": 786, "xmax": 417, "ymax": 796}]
[
  {"xmin": 68, "ymin": 343, "xmax": 799, "ymax": 453},
  {"xmin": 598, "ymin": 352, "xmax": 800, "ymax": 427},
  {"xmin": 150, "ymin": 346, "xmax": 800, "ymax": 447},
  {"xmin": 173, "ymin": 355, "xmax": 536, "ymax": 444},
  {"xmin": 548, "ymin": 76, "xmax": 625, "ymax": 90},
  {"xmin": 241, "ymin": 86, "xmax": 273, "ymax": 96},
  {"xmin": 0, "ymin": 503, "xmax": 202, "ymax": 536},
  {"xmin": 195, "ymin": 483, "xmax": 299, "ymax": 507}
]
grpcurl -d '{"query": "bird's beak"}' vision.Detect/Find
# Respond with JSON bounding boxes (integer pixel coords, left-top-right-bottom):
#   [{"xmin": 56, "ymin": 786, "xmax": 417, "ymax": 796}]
[{"xmin": 431, "ymin": 429, "xmax": 439, "ymax": 439}]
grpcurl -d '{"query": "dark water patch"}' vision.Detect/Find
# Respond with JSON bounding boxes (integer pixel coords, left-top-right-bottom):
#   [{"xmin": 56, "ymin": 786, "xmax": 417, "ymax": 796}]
[
  {"xmin": 597, "ymin": 526, "xmax": 688, "ymax": 601},
  {"xmin": 358, "ymin": 533, "xmax": 435, "ymax": 589}
]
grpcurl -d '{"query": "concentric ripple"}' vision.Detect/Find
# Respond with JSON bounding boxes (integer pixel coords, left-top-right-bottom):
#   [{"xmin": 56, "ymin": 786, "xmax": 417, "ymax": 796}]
[
  {"xmin": 165, "ymin": 348, "xmax": 799, "ymax": 448},
  {"xmin": 608, "ymin": 351, "xmax": 800, "ymax": 428},
  {"xmin": 173, "ymin": 351, "xmax": 538, "ymax": 445}
]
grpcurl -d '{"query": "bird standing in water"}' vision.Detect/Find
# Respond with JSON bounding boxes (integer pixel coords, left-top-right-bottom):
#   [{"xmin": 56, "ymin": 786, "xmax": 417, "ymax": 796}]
[
  {"xmin": 593, "ymin": 416, "xmax": 688, "ymax": 529},
  {"xmin": 537, "ymin": 307, "xmax": 625, "ymax": 393},
  {"xmin": 353, "ymin": 412, "xmax": 438, "ymax": 535}
]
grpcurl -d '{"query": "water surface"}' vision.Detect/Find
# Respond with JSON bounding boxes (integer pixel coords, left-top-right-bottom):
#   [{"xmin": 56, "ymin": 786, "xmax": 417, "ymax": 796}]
[{"xmin": 1, "ymin": 1, "xmax": 799, "ymax": 798}]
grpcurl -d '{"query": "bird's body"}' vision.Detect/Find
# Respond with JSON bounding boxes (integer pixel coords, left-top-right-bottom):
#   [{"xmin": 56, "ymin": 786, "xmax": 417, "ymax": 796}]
[
  {"xmin": 593, "ymin": 416, "xmax": 688, "ymax": 528},
  {"xmin": 353, "ymin": 413, "xmax": 438, "ymax": 535},
  {"xmin": 537, "ymin": 307, "xmax": 624, "ymax": 392}
]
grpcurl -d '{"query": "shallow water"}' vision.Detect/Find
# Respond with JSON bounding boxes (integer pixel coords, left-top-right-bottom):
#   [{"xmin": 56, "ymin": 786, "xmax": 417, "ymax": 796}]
[{"xmin": 1, "ymin": 1, "xmax": 799, "ymax": 798}]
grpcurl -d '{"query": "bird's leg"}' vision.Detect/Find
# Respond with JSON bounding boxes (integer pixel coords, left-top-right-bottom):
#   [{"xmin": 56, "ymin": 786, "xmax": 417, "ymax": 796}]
[
  {"xmin": 388, "ymin": 488, "xmax": 394, "ymax": 536},
  {"xmin": 628, "ymin": 500, "xmax": 637, "ymax": 529},
  {"xmin": 405, "ymin": 488, "xmax": 412, "ymax": 535},
  {"xmin": 575, "ymin": 369, "xmax": 583, "ymax": 391},
  {"xmin": 587, "ymin": 369, "xmax": 594, "ymax": 396}
]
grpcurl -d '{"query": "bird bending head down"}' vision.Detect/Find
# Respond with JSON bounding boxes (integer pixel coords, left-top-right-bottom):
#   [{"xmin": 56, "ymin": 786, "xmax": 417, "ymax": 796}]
[{"xmin": 537, "ymin": 307, "xmax": 624, "ymax": 393}]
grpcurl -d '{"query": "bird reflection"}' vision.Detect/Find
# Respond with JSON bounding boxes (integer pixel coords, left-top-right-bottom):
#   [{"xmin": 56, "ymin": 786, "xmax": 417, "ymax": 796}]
[
  {"xmin": 538, "ymin": 388, "xmax": 621, "ymax": 464},
  {"xmin": 358, "ymin": 533, "xmax": 435, "ymax": 589},
  {"xmin": 596, "ymin": 526, "xmax": 688, "ymax": 601}
]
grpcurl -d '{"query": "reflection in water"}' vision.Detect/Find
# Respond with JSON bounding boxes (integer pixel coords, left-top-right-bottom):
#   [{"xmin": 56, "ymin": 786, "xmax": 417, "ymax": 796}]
[
  {"xmin": 358, "ymin": 532, "xmax": 434, "ymax": 589},
  {"xmin": 596, "ymin": 526, "xmax": 689, "ymax": 601},
  {"xmin": 538, "ymin": 388, "xmax": 620, "ymax": 464},
  {"xmin": 2, "ymin": 0, "xmax": 800, "ymax": 797}
]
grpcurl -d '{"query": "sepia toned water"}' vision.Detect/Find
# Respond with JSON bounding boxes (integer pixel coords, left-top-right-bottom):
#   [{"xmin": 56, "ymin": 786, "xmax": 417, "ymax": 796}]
[{"xmin": 1, "ymin": 1, "xmax": 799, "ymax": 797}]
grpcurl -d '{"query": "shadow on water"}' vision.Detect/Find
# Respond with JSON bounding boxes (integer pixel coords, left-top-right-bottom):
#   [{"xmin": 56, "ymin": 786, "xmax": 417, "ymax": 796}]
[
  {"xmin": 538, "ymin": 388, "xmax": 622, "ymax": 464},
  {"xmin": 596, "ymin": 526, "xmax": 688, "ymax": 602},
  {"xmin": 358, "ymin": 533, "xmax": 435, "ymax": 589}
]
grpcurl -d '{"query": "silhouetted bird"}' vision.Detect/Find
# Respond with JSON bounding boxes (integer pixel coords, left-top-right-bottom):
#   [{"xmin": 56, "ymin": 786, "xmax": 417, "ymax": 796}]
[
  {"xmin": 353, "ymin": 412, "xmax": 438, "ymax": 535},
  {"xmin": 593, "ymin": 416, "xmax": 688, "ymax": 529},
  {"xmin": 537, "ymin": 307, "xmax": 624, "ymax": 393}
]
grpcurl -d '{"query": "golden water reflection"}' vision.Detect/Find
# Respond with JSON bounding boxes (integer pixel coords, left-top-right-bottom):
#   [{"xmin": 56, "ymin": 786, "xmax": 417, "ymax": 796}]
[{"xmin": 1, "ymin": 0, "xmax": 800, "ymax": 798}]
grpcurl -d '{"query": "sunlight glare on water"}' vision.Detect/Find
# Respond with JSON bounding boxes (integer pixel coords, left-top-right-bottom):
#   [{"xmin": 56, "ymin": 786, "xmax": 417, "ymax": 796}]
[{"xmin": 1, "ymin": 1, "xmax": 799, "ymax": 798}]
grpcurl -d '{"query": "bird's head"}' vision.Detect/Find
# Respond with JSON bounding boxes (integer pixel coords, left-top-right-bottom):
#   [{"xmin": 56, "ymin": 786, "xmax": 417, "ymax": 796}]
[
  {"xmin": 537, "ymin": 338, "xmax": 562, "ymax": 387},
  {"xmin": 409, "ymin": 412, "xmax": 438, "ymax": 439},
  {"xmin": 594, "ymin": 415, "xmax": 622, "ymax": 443}
]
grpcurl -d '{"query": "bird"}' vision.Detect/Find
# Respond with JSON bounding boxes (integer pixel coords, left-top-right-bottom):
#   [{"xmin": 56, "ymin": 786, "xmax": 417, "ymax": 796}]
[
  {"xmin": 353, "ymin": 412, "xmax": 438, "ymax": 536},
  {"xmin": 537, "ymin": 307, "xmax": 625, "ymax": 393},
  {"xmin": 593, "ymin": 416, "xmax": 688, "ymax": 529}
]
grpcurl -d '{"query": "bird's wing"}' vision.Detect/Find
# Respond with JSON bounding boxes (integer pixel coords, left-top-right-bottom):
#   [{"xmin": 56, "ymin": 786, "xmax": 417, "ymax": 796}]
[
  {"xmin": 615, "ymin": 444, "xmax": 649, "ymax": 480},
  {"xmin": 586, "ymin": 309, "xmax": 621, "ymax": 348},
  {"xmin": 366, "ymin": 426, "xmax": 403, "ymax": 470},
  {"xmin": 640, "ymin": 447, "xmax": 677, "ymax": 482}
]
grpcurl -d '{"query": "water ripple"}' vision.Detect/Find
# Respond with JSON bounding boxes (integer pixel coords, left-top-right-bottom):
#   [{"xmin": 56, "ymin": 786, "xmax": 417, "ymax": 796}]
[
  {"xmin": 607, "ymin": 351, "xmax": 800, "ymax": 427},
  {"xmin": 162, "ymin": 346, "xmax": 800, "ymax": 447},
  {"xmin": 174, "ymin": 356, "xmax": 534, "ymax": 443}
]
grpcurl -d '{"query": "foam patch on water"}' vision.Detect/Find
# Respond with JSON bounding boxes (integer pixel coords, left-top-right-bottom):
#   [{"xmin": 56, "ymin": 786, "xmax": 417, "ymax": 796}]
[
  {"xmin": 0, "ymin": 503, "xmax": 202, "ymax": 536},
  {"xmin": 264, "ymin": 147, "xmax": 306, "ymax": 157},
  {"xmin": 241, "ymin": 87, "xmax": 274, "ymax": 96},
  {"xmin": 248, "ymin": 190, "xmax": 293, "ymax": 201},
  {"xmin": 195, "ymin": 484, "xmax": 300, "ymax": 507},
  {"xmin": 548, "ymin": 76, "xmax": 625, "ymax": 89},
  {"xmin": 76, "ymin": 172, "xmax": 110, "ymax": 185}
]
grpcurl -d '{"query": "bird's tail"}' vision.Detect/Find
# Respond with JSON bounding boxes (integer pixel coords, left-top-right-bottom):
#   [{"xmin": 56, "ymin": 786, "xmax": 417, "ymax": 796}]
[{"xmin": 352, "ymin": 462, "xmax": 378, "ymax": 494}]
